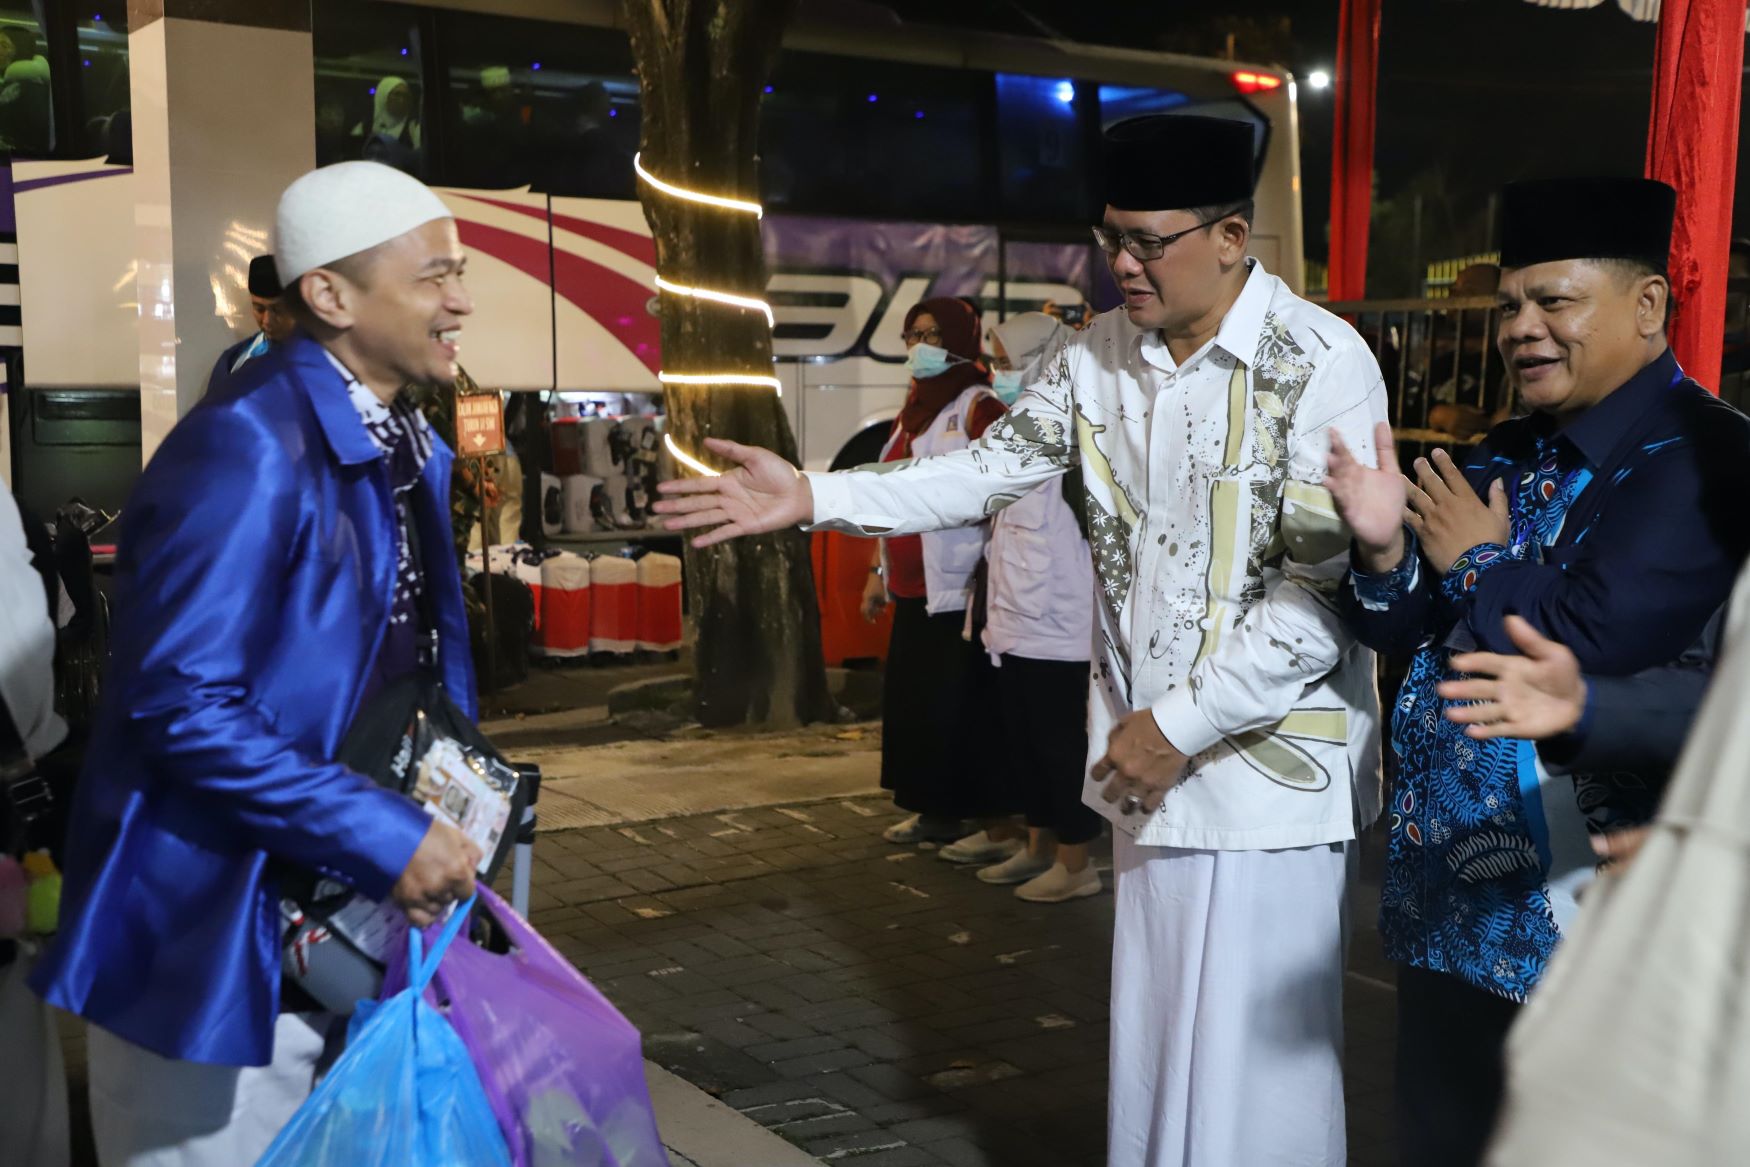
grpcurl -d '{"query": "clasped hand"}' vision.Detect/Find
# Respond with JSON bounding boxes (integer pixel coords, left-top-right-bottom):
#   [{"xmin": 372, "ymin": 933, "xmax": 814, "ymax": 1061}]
[
  {"xmin": 1090, "ymin": 710, "xmax": 1188, "ymax": 816},
  {"xmin": 1406, "ymin": 448, "xmax": 1509, "ymax": 574},
  {"xmin": 1326, "ymin": 423, "xmax": 1508, "ymax": 575}
]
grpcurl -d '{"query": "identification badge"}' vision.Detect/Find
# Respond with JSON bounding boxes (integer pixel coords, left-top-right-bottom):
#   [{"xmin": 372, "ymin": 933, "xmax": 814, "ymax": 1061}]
[{"xmin": 413, "ymin": 735, "xmax": 515, "ymax": 873}]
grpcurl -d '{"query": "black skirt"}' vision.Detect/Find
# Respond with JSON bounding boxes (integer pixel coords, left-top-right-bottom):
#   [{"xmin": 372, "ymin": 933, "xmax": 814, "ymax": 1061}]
[
  {"xmin": 995, "ymin": 653, "xmax": 1101, "ymax": 845},
  {"xmin": 881, "ymin": 597, "xmax": 1008, "ymax": 820}
]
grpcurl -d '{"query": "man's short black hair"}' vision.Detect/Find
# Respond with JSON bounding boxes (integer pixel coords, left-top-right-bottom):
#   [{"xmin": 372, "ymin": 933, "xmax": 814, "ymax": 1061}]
[
  {"xmin": 1190, "ymin": 201, "xmax": 1255, "ymax": 230},
  {"xmin": 282, "ymin": 250, "xmax": 379, "ymax": 322},
  {"xmin": 1593, "ymin": 256, "xmax": 1674, "ymax": 328}
]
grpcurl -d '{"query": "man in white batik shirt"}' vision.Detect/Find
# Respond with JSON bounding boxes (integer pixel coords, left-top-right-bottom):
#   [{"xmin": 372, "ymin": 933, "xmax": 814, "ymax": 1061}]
[{"xmin": 656, "ymin": 115, "xmax": 1388, "ymax": 1167}]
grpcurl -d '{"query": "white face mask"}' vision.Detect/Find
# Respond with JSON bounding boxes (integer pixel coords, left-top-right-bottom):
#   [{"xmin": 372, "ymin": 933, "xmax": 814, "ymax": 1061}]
[
  {"xmin": 904, "ymin": 342, "xmax": 960, "ymax": 380},
  {"xmin": 991, "ymin": 370, "xmax": 1024, "ymax": 403}
]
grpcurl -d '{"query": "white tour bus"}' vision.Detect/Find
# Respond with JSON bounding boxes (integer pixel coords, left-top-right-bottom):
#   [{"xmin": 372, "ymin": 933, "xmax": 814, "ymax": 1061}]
[{"xmin": 0, "ymin": 0, "xmax": 1303, "ymax": 515}]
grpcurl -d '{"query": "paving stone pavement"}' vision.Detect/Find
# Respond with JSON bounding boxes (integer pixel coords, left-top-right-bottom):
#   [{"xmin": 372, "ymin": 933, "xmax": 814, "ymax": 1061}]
[{"xmin": 519, "ymin": 796, "xmax": 1400, "ymax": 1167}]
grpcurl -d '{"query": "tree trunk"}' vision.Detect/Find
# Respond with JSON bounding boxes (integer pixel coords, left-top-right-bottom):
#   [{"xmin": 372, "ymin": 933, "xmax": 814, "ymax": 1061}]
[{"xmin": 623, "ymin": 0, "xmax": 834, "ymax": 728}]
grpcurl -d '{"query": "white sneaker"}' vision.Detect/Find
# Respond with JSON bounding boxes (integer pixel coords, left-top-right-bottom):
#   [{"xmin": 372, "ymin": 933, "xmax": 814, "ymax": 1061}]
[
  {"xmin": 883, "ymin": 814, "xmax": 962, "ymax": 844},
  {"xmin": 1014, "ymin": 862, "xmax": 1103, "ymax": 903},
  {"xmin": 938, "ymin": 831, "xmax": 1025, "ymax": 865},
  {"xmin": 977, "ymin": 849, "xmax": 1055, "ymax": 885}
]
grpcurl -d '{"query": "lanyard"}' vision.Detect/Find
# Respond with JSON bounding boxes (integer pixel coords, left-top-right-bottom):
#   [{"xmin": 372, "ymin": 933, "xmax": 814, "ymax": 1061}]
[
  {"xmin": 1508, "ymin": 443, "xmax": 1587, "ymax": 551},
  {"xmin": 1509, "ymin": 364, "xmax": 1685, "ymax": 549}
]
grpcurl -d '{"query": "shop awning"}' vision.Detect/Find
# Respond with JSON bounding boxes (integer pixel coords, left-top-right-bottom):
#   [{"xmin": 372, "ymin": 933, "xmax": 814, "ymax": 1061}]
[{"xmin": 1520, "ymin": 0, "xmax": 1747, "ymax": 30}]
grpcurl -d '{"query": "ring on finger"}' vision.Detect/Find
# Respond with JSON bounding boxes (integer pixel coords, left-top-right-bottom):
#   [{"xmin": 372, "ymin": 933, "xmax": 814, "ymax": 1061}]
[{"xmin": 1120, "ymin": 793, "xmax": 1143, "ymax": 815}]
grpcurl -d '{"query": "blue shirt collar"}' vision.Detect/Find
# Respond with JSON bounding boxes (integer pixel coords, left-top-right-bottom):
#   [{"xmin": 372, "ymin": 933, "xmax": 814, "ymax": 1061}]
[
  {"xmin": 283, "ymin": 333, "xmax": 383, "ymax": 467},
  {"xmin": 230, "ymin": 331, "xmax": 271, "ymax": 374},
  {"xmin": 1550, "ymin": 346, "xmax": 1682, "ymax": 468}
]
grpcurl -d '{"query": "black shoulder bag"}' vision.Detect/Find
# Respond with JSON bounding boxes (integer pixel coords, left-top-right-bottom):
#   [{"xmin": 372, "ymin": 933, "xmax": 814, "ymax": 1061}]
[
  {"xmin": 0, "ymin": 712, "xmax": 48, "ymax": 862},
  {"xmin": 280, "ymin": 498, "xmax": 526, "ymax": 1013}
]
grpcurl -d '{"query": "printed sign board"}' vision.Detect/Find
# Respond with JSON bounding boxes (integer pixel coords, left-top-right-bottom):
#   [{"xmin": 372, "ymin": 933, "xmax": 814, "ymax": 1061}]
[{"xmin": 457, "ymin": 392, "xmax": 506, "ymax": 455}]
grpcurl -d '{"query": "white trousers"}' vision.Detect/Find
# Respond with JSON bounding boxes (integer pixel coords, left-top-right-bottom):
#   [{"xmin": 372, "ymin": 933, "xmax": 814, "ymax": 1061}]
[
  {"xmin": 87, "ymin": 1012, "xmax": 339, "ymax": 1167},
  {"xmin": 1109, "ymin": 836, "xmax": 1351, "ymax": 1167},
  {"xmin": 0, "ymin": 946, "xmax": 69, "ymax": 1167}
]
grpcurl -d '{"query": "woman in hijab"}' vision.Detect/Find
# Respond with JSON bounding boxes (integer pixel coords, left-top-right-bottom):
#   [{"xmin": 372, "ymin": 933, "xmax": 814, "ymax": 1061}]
[
  {"xmin": 865, "ymin": 297, "xmax": 1016, "ymax": 855},
  {"xmin": 969, "ymin": 312, "xmax": 1104, "ymax": 901},
  {"xmin": 355, "ymin": 77, "xmax": 423, "ymax": 176}
]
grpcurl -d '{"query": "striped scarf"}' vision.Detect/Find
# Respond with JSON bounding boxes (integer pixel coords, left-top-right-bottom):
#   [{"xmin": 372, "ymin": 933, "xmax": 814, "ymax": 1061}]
[{"xmin": 330, "ymin": 353, "xmax": 436, "ymax": 635}]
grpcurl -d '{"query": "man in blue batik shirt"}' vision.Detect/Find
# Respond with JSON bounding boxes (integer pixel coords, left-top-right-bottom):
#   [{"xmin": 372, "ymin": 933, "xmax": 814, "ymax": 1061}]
[
  {"xmin": 206, "ymin": 254, "xmax": 296, "ymax": 397},
  {"xmin": 1327, "ymin": 176, "xmax": 1750, "ymax": 1167}
]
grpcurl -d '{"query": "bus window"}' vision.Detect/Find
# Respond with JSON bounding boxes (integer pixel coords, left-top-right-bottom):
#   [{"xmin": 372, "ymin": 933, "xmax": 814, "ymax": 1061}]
[
  {"xmin": 439, "ymin": 13, "xmax": 639, "ymax": 197},
  {"xmin": 78, "ymin": 11, "xmax": 129, "ymax": 162},
  {"xmin": 1096, "ymin": 84, "xmax": 1191, "ymax": 122},
  {"xmin": 1098, "ymin": 85, "xmax": 1267, "ymax": 174},
  {"xmin": 0, "ymin": 4, "xmax": 52, "ymax": 157},
  {"xmin": 995, "ymin": 73, "xmax": 1092, "ymax": 223},
  {"xmin": 312, "ymin": 0, "xmax": 426, "ymax": 178},
  {"xmin": 760, "ymin": 51, "xmax": 985, "ymax": 221}
]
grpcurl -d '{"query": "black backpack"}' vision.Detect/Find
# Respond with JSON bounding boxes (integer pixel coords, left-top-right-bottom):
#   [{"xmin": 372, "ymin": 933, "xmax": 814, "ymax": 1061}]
[{"xmin": 468, "ymin": 570, "xmax": 534, "ymax": 690}]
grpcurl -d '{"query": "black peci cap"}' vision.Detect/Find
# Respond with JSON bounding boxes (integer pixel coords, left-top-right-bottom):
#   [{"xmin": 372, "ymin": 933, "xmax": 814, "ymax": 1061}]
[
  {"xmin": 1498, "ymin": 177, "xmax": 1676, "ymax": 272},
  {"xmin": 1101, "ymin": 115, "xmax": 1257, "ymax": 213},
  {"xmin": 248, "ymin": 254, "xmax": 283, "ymax": 299}
]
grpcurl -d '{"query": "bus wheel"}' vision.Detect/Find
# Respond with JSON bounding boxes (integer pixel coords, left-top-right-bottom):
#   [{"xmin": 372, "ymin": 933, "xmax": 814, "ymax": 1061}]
[{"xmin": 829, "ymin": 422, "xmax": 892, "ymax": 471}]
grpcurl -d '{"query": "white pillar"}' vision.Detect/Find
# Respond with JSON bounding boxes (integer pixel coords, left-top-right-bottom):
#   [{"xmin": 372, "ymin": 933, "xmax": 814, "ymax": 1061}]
[{"xmin": 127, "ymin": 3, "xmax": 313, "ymax": 462}]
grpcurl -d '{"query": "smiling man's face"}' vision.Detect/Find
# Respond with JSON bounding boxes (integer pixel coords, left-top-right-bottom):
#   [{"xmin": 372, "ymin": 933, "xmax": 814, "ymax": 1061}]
[
  {"xmin": 344, "ymin": 218, "xmax": 472, "ymax": 388},
  {"xmin": 1495, "ymin": 258, "xmax": 1669, "ymax": 416}
]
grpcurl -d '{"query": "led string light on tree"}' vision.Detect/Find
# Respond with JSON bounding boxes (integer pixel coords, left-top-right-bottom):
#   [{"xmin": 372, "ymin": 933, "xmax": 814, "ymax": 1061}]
[
  {"xmin": 637, "ymin": 158, "xmax": 776, "ymax": 343},
  {"xmin": 652, "ymin": 274, "xmax": 776, "ymax": 328},
  {"xmin": 634, "ymin": 152, "xmax": 764, "ymax": 218},
  {"xmin": 635, "ymin": 151, "xmax": 779, "ymax": 479},
  {"xmin": 658, "ymin": 370, "xmax": 783, "ymax": 392},
  {"xmin": 664, "ymin": 436, "xmax": 725, "ymax": 478}
]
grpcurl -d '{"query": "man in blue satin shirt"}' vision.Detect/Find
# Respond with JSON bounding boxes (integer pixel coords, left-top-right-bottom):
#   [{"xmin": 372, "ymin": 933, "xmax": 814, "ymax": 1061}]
[
  {"xmin": 1327, "ymin": 176, "xmax": 1750, "ymax": 1167},
  {"xmin": 30, "ymin": 162, "xmax": 483, "ymax": 1166}
]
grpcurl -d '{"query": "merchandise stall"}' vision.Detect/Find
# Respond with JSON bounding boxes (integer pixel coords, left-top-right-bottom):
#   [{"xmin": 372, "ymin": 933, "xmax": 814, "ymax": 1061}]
[{"xmin": 463, "ymin": 387, "xmax": 687, "ymax": 670}]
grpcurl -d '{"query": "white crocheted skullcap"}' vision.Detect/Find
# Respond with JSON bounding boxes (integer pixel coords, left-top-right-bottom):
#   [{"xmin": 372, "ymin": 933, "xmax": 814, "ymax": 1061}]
[{"xmin": 275, "ymin": 161, "xmax": 452, "ymax": 285}]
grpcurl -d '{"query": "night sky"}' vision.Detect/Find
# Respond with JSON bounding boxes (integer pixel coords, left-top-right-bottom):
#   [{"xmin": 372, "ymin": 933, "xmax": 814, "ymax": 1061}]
[{"xmin": 879, "ymin": 0, "xmax": 1713, "ymax": 291}]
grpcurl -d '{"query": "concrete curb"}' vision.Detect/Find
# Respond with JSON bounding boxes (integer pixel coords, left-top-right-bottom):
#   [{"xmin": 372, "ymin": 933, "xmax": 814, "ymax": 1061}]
[
  {"xmin": 647, "ymin": 1060, "xmax": 823, "ymax": 1166},
  {"xmin": 504, "ymin": 724, "xmax": 883, "ymax": 832},
  {"xmin": 480, "ymin": 704, "xmax": 611, "ymax": 737}
]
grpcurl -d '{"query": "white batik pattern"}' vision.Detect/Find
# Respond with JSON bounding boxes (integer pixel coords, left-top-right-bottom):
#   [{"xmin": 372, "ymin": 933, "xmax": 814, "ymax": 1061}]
[{"xmin": 806, "ymin": 261, "xmax": 1389, "ymax": 851}]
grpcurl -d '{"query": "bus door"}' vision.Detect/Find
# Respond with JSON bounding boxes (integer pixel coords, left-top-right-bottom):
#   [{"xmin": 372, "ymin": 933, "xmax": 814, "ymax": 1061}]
[{"xmin": 991, "ymin": 231, "xmax": 1106, "ymax": 333}]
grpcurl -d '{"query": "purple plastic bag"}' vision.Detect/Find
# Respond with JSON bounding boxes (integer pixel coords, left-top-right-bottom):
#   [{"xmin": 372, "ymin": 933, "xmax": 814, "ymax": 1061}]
[{"xmin": 383, "ymin": 887, "xmax": 667, "ymax": 1167}]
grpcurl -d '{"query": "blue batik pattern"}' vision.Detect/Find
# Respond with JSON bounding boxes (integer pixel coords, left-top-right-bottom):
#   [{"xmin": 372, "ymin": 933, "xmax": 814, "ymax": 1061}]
[
  {"xmin": 1379, "ymin": 435, "xmax": 1594, "ymax": 1002},
  {"xmin": 1508, "ymin": 443, "xmax": 1592, "ymax": 551}
]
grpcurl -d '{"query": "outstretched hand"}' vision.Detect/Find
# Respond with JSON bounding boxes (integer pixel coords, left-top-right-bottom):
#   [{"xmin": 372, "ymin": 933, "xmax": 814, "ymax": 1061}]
[
  {"xmin": 654, "ymin": 438, "xmax": 816, "ymax": 548},
  {"xmin": 1326, "ymin": 421, "xmax": 1407, "ymax": 573},
  {"xmin": 1438, "ymin": 615, "xmax": 1587, "ymax": 741}
]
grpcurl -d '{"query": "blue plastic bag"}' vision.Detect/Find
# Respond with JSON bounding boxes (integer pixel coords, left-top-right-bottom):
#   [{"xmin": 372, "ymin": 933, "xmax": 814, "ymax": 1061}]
[
  {"xmin": 381, "ymin": 887, "xmax": 668, "ymax": 1166},
  {"xmin": 257, "ymin": 896, "xmax": 513, "ymax": 1167}
]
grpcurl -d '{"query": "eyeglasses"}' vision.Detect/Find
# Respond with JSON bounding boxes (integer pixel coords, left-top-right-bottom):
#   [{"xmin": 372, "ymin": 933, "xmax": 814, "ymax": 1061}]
[
  {"xmin": 901, "ymin": 326, "xmax": 944, "ymax": 346},
  {"xmin": 1092, "ymin": 210, "xmax": 1241, "ymax": 262}
]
